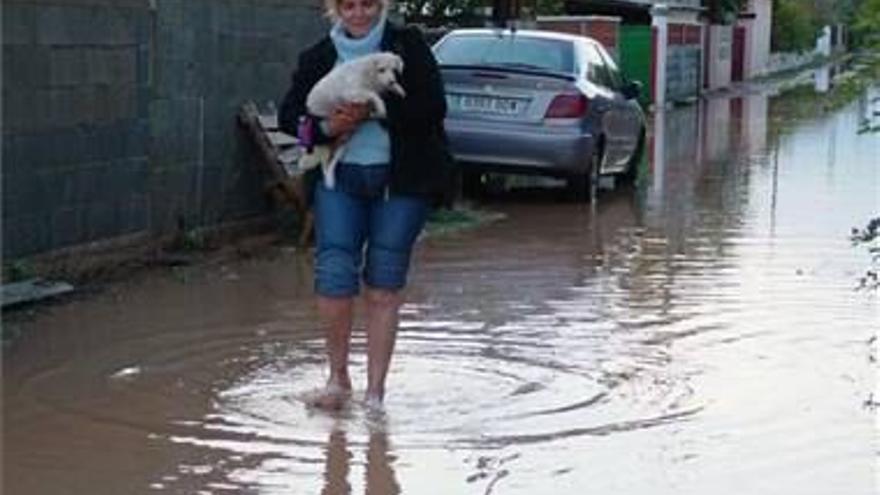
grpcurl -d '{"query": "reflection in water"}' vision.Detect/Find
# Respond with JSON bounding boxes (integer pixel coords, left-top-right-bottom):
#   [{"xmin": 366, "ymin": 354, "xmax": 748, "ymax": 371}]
[
  {"xmin": 322, "ymin": 423, "xmax": 400, "ymax": 495},
  {"xmin": 364, "ymin": 425, "xmax": 400, "ymax": 495},
  {"xmin": 815, "ymin": 66, "xmax": 831, "ymax": 93},
  {"xmin": 322, "ymin": 429, "xmax": 351, "ymax": 495},
  {"xmin": 3, "ymin": 71, "xmax": 877, "ymax": 495},
  {"xmin": 857, "ymin": 84, "xmax": 880, "ymax": 133},
  {"xmin": 813, "ymin": 62, "xmax": 851, "ymax": 94}
]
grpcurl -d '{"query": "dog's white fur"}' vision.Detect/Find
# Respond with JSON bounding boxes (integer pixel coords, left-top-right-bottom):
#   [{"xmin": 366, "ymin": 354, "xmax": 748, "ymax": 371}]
[{"xmin": 299, "ymin": 52, "xmax": 405, "ymax": 188}]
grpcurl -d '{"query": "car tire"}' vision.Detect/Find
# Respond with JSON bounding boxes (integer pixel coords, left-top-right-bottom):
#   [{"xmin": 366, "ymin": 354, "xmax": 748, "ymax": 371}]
[
  {"xmin": 622, "ymin": 128, "xmax": 646, "ymax": 184},
  {"xmin": 461, "ymin": 169, "xmax": 485, "ymax": 198},
  {"xmin": 567, "ymin": 144, "xmax": 602, "ymax": 202}
]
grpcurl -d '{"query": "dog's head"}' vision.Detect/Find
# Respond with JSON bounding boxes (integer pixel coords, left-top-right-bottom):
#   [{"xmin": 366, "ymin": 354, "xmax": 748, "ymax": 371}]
[{"xmin": 370, "ymin": 52, "xmax": 406, "ymax": 98}]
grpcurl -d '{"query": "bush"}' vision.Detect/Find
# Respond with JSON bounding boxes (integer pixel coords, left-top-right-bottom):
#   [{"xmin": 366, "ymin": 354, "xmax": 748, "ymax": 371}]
[
  {"xmin": 852, "ymin": 0, "xmax": 880, "ymax": 49},
  {"xmin": 772, "ymin": 0, "xmax": 821, "ymax": 52}
]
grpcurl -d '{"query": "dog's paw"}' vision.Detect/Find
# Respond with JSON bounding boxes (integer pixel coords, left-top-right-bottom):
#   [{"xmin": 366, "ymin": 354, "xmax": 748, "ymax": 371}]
[
  {"xmin": 298, "ymin": 146, "xmax": 331, "ymax": 171},
  {"xmin": 299, "ymin": 154, "xmax": 320, "ymax": 171}
]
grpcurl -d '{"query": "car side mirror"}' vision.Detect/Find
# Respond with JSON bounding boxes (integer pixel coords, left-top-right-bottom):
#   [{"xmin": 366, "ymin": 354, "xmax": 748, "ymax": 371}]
[{"xmin": 622, "ymin": 80, "xmax": 641, "ymax": 100}]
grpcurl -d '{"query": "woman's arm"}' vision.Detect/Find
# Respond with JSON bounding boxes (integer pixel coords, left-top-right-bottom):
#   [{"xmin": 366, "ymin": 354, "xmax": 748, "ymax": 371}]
[
  {"xmin": 279, "ymin": 46, "xmax": 371, "ymax": 145},
  {"xmin": 279, "ymin": 48, "xmax": 339, "ymax": 146},
  {"xmin": 279, "ymin": 50, "xmax": 312, "ymax": 137}
]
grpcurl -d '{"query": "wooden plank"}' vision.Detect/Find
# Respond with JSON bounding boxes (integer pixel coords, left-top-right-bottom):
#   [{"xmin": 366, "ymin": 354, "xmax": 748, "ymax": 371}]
[
  {"xmin": 1, "ymin": 279, "xmax": 74, "ymax": 308},
  {"xmin": 258, "ymin": 114, "xmax": 279, "ymax": 130},
  {"xmin": 279, "ymin": 148, "xmax": 302, "ymax": 168},
  {"xmin": 239, "ymin": 101, "xmax": 313, "ymax": 246},
  {"xmin": 267, "ymin": 131, "xmax": 297, "ymax": 147}
]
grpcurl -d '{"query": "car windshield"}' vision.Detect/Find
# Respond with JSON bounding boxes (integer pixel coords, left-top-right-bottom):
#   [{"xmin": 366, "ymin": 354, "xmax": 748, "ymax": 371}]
[{"xmin": 434, "ymin": 34, "xmax": 575, "ymax": 74}]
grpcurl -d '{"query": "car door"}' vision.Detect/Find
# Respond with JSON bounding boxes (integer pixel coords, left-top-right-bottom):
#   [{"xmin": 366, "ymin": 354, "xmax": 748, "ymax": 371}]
[
  {"xmin": 581, "ymin": 42, "xmax": 630, "ymax": 173},
  {"xmin": 587, "ymin": 42, "xmax": 640, "ymax": 173},
  {"xmin": 594, "ymin": 43, "xmax": 643, "ymax": 172}
]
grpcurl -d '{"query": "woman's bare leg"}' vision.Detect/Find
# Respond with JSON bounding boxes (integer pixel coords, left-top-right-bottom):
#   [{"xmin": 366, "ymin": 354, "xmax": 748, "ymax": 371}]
[
  {"xmin": 312, "ymin": 295, "xmax": 355, "ymax": 409},
  {"xmin": 364, "ymin": 287, "xmax": 403, "ymax": 405}
]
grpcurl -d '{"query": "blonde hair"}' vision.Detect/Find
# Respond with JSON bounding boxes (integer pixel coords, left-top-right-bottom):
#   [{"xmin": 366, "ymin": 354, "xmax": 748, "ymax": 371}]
[{"xmin": 324, "ymin": 0, "xmax": 390, "ymax": 20}]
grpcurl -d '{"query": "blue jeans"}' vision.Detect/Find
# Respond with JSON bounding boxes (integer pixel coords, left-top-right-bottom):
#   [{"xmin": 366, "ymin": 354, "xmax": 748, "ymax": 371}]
[{"xmin": 313, "ymin": 164, "xmax": 429, "ymax": 297}]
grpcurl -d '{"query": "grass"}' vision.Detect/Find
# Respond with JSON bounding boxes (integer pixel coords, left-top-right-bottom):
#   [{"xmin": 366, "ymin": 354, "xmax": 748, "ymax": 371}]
[
  {"xmin": 2, "ymin": 260, "xmax": 36, "ymax": 284},
  {"xmin": 424, "ymin": 206, "xmax": 505, "ymax": 236},
  {"xmin": 852, "ymin": 217, "xmax": 880, "ymax": 292}
]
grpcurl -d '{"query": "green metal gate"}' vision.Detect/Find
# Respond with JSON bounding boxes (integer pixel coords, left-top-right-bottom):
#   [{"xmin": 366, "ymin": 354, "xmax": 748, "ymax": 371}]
[{"xmin": 618, "ymin": 24, "xmax": 653, "ymax": 105}]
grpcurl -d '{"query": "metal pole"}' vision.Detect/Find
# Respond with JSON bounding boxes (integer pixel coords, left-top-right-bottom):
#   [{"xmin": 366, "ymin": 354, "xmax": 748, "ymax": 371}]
[{"xmin": 651, "ymin": 4, "xmax": 669, "ymax": 109}]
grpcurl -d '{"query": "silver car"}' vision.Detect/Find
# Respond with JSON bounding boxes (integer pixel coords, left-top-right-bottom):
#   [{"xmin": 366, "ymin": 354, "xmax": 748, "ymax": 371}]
[{"xmin": 432, "ymin": 28, "xmax": 646, "ymax": 199}]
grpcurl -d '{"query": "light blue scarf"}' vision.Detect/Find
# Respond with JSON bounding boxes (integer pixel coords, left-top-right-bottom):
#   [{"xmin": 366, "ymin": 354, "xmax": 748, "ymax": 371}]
[{"xmin": 328, "ymin": 12, "xmax": 391, "ymax": 166}]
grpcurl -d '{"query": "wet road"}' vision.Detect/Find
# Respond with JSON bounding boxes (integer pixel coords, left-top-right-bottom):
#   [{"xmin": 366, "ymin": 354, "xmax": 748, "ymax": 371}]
[{"xmin": 3, "ymin": 74, "xmax": 878, "ymax": 494}]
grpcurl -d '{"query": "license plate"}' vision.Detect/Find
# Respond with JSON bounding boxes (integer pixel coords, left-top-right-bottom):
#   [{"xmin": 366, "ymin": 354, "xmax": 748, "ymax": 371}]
[{"xmin": 450, "ymin": 94, "xmax": 524, "ymax": 115}]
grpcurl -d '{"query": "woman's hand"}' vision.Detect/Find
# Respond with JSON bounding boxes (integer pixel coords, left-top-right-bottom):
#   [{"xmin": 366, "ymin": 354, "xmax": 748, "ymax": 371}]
[{"xmin": 325, "ymin": 102, "xmax": 371, "ymax": 139}]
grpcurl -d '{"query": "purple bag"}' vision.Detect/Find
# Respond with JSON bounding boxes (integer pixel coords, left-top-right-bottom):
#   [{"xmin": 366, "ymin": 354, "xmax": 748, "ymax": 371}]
[{"xmin": 297, "ymin": 116, "xmax": 315, "ymax": 152}]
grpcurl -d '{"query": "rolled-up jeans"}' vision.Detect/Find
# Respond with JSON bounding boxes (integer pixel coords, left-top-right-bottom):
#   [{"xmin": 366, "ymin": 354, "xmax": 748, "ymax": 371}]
[{"xmin": 313, "ymin": 163, "xmax": 429, "ymax": 297}]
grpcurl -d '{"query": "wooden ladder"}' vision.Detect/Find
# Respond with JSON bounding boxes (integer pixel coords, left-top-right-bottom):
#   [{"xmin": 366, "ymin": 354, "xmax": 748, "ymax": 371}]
[{"xmin": 238, "ymin": 101, "xmax": 313, "ymax": 246}]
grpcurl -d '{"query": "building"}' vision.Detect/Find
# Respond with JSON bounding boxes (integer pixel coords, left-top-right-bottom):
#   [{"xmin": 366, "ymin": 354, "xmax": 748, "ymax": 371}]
[{"xmin": 557, "ymin": 0, "xmax": 774, "ymax": 105}]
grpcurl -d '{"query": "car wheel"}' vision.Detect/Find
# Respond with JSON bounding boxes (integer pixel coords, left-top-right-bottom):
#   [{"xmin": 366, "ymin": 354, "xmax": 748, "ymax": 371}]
[
  {"xmin": 461, "ymin": 170, "xmax": 485, "ymax": 198},
  {"xmin": 567, "ymin": 144, "xmax": 602, "ymax": 202},
  {"xmin": 622, "ymin": 128, "xmax": 646, "ymax": 184}
]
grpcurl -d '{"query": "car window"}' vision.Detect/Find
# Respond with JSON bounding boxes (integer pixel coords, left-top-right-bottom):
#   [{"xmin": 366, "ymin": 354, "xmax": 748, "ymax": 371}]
[
  {"xmin": 581, "ymin": 43, "xmax": 616, "ymax": 90},
  {"xmin": 595, "ymin": 44, "xmax": 625, "ymax": 89},
  {"xmin": 434, "ymin": 34, "xmax": 575, "ymax": 74}
]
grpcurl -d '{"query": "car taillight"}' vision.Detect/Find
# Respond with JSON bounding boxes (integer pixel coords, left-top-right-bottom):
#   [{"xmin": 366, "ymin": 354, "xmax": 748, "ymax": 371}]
[{"xmin": 544, "ymin": 93, "xmax": 589, "ymax": 119}]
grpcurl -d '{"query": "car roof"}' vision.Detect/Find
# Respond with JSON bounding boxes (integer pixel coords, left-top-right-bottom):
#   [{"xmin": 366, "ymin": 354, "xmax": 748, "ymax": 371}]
[{"xmin": 442, "ymin": 28, "xmax": 596, "ymax": 45}]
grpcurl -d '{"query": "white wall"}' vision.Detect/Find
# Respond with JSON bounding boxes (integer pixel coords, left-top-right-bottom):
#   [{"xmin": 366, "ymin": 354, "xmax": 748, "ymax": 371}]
[
  {"xmin": 643, "ymin": 0, "xmax": 701, "ymax": 9},
  {"xmin": 703, "ymin": 96, "xmax": 731, "ymax": 162},
  {"xmin": 746, "ymin": 0, "xmax": 772, "ymax": 77},
  {"xmin": 743, "ymin": 93, "xmax": 768, "ymax": 154},
  {"xmin": 707, "ymin": 25, "xmax": 733, "ymax": 90},
  {"xmin": 667, "ymin": 9, "xmax": 701, "ymax": 24}
]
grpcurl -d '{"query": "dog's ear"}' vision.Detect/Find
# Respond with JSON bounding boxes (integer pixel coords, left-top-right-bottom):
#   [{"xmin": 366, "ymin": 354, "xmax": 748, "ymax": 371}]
[{"xmin": 372, "ymin": 55, "xmax": 390, "ymax": 72}]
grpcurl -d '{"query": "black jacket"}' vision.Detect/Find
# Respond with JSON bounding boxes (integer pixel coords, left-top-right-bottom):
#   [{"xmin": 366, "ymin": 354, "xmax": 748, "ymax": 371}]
[{"xmin": 279, "ymin": 22, "xmax": 452, "ymax": 204}]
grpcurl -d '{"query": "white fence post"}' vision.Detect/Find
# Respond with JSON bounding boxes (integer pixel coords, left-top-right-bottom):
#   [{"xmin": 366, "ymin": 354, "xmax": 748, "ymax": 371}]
[
  {"xmin": 652, "ymin": 4, "xmax": 669, "ymax": 109},
  {"xmin": 816, "ymin": 25, "xmax": 832, "ymax": 57}
]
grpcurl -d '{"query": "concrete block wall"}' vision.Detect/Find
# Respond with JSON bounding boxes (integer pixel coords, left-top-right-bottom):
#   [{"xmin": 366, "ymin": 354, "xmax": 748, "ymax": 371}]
[
  {"xmin": 3, "ymin": 0, "xmax": 152, "ymax": 257},
  {"xmin": 2, "ymin": 0, "xmax": 326, "ymax": 259}
]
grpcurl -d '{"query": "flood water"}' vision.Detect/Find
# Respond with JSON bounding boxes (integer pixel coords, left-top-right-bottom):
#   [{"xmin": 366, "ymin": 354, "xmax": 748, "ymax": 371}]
[{"xmin": 3, "ymin": 74, "xmax": 879, "ymax": 494}]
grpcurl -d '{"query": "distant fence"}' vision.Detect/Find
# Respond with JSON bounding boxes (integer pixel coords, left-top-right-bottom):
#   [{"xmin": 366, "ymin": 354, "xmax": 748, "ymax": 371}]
[
  {"xmin": 666, "ymin": 23, "xmax": 701, "ymax": 101},
  {"xmin": 766, "ymin": 51, "xmax": 823, "ymax": 74}
]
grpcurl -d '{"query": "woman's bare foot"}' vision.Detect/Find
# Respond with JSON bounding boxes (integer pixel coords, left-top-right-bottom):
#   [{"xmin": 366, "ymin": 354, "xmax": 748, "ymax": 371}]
[
  {"xmin": 363, "ymin": 392, "xmax": 384, "ymax": 413},
  {"xmin": 306, "ymin": 381, "xmax": 352, "ymax": 411}
]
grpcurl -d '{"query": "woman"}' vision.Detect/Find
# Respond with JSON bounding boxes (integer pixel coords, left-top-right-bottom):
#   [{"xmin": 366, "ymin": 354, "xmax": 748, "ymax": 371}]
[{"xmin": 279, "ymin": 0, "xmax": 450, "ymax": 410}]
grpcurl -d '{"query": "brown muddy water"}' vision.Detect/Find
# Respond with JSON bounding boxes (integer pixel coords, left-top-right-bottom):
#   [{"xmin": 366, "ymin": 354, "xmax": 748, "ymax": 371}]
[{"xmin": 3, "ymin": 77, "xmax": 879, "ymax": 495}]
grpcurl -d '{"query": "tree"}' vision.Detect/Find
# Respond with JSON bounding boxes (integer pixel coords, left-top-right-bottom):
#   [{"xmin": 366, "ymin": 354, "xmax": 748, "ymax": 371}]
[
  {"xmin": 705, "ymin": 0, "xmax": 747, "ymax": 24},
  {"xmin": 397, "ymin": 0, "xmax": 564, "ymax": 25},
  {"xmin": 851, "ymin": 0, "xmax": 880, "ymax": 47},
  {"xmin": 769, "ymin": 0, "xmax": 879, "ymax": 52},
  {"xmin": 534, "ymin": 0, "xmax": 564, "ymax": 16},
  {"xmin": 396, "ymin": 0, "xmax": 486, "ymax": 25},
  {"xmin": 771, "ymin": 0, "xmax": 820, "ymax": 52}
]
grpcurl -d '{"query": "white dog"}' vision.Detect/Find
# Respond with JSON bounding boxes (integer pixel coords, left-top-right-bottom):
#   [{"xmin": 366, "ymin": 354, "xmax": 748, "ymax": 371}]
[{"xmin": 299, "ymin": 52, "xmax": 405, "ymax": 188}]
